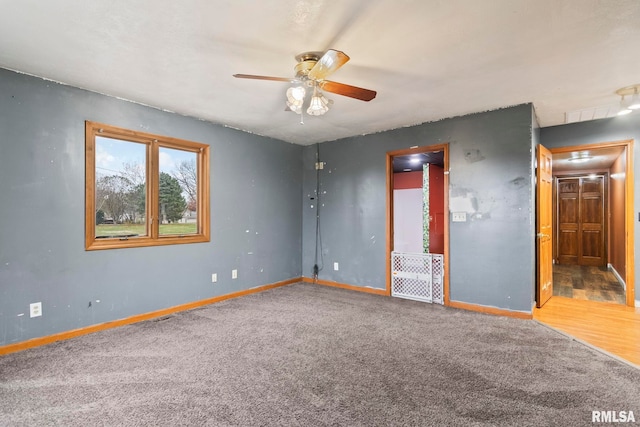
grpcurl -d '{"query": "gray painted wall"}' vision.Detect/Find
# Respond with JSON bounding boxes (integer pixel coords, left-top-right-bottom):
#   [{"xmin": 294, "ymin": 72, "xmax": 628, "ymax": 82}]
[
  {"xmin": 302, "ymin": 105, "xmax": 536, "ymax": 312},
  {"xmin": 6, "ymin": 63, "xmax": 601, "ymax": 347},
  {"xmin": 540, "ymin": 114, "xmax": 640, "ymax": 303},
  {"xmin": 0, "ymin": 69, "xmax": 302, "ymax": 346}
]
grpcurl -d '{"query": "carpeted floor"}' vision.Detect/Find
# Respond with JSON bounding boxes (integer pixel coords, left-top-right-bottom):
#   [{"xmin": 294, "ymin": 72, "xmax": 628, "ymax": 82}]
[{"xmin": 1, "ymin": 282, "xmax": 639, "ymax": 426}]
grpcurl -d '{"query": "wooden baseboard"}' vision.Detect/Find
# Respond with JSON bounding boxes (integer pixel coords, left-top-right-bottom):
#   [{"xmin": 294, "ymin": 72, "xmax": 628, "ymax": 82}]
[
  {"xmin": 0, "ymin": 277, "xmax": 302, "ymax": 356},
  {"xmin": 302, "ymin": 277, "xmax": 388, "ymax": 296},
  {"xmin": 448, "ymin": 300, "xmax": 532, "ymax": 319},
  {"xmin": 608, "ymin": 263, "xmax": 626, "ymax": 291},
  {"xmin": 303, "ymin": 278, "xmax": 532, "ymax": 319}
]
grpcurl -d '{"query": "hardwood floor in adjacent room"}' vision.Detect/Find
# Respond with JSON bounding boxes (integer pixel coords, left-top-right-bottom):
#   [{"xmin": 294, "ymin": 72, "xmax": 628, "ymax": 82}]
[
  {"xmin": 534, "ymin": 297, "xmax": 640, "ymax": 367},
  {"xmin": 540, "ymin": 264, "xmax": 638, "ymax": 366},
  {"xmin": 553, "ymin": 264, "xmax": 625, "ymax": 304}
]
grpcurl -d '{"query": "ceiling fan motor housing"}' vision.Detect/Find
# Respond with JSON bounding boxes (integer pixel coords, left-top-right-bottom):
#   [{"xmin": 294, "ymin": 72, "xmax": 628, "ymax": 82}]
[{"xmin": 294, "ymin": 51, "xmax": 322, "ymax": 79}]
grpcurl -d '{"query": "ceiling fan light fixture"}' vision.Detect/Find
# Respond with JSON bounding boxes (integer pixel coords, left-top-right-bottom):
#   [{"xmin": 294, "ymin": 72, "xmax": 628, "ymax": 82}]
[
  {"xmin": 234, "ymin": 49, "xmax": 376, "ymax": 116},
  {"xmin": 306, "ymin": 86, "xmax": 330, "ymax": 116},
  {"xmin": 287, "ymin": 101, "xmax": 303, "ymax": 114},
  {"xmin": 320, "ymin": 93, "xmax": 332, "ymax": 106},
  {"xmin": 286, "ymin": 86, "xmax": 306, "ymax": 114},
  {"xmin": 307, "ymin": 95, "xmax": 329, "ymax": 116},
  {"xmin": 286, "ymin": 86, "xmax": 306, "ymax": 103}
]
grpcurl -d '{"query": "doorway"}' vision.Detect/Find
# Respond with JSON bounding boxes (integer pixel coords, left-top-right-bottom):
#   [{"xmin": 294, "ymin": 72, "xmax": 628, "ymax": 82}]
[
  {"xmin": 386, "ymin": 144, "xmax": 450, "ymax": 303},
  {"xmin": 535, "ymin": 140, "xmax": 638, "ymax": 367},
  {"xmin": 543, "ymin": 140, "xmax": 635, "ymax": 307},
  {"xmin": 553, "ymin": 172, "xmax": 625, "ymax": 303}
]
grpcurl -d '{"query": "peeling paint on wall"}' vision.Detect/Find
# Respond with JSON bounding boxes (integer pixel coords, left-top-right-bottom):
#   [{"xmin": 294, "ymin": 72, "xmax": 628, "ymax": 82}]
[{"xmin": 463, "ymin": 148, "xmax": 485, "ymax": 163}]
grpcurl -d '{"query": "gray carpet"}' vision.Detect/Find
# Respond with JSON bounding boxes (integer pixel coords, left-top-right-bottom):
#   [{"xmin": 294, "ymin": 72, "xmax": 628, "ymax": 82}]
[{"xmin": 1, "ymin": 283, "xmax": 639, "ymax": 426}]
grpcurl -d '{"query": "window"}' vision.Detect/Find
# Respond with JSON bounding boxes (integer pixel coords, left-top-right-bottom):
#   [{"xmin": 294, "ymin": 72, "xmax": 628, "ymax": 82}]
[{"xmin": 85, "ymin": 121, "xmax": 210, "ymax": 250}]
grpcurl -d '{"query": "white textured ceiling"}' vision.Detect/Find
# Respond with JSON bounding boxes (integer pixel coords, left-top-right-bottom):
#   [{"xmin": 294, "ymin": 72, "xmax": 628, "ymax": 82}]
[{"xmin": 1, "ymin": 0, "xmax": 639, "ymax": 145}]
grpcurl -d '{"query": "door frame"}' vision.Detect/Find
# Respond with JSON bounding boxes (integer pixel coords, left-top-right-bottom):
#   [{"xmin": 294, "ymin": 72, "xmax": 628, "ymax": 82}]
[
  {"xmin": 385, "ymin": 143, "xmax": 450, "ymax": 304},
  {"xmin": 548, "ymin": 139, "xmax": 635, "ymax": 307}
]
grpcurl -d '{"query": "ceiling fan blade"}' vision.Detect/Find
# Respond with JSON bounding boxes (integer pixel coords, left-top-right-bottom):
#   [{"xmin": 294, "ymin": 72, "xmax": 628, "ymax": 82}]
[
  {"xmin": 320, "ymin": 80, "xmax": 377, "ymax": 102},
  {"xmin": 308, "ymin": 49, "xmax": 350, "ymax": 81},
  {"xmin": 233, "ymin": 74, "xmax": 298, "ymax": 83}
]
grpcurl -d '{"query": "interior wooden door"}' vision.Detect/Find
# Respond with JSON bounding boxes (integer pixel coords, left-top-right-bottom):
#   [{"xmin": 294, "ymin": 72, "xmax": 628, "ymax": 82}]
[
  {"xmin": 557, "ymin": 178, "xmax": 579, "ymax": 264},
  {"xmin": 580, "ymin": 176, "xmax": 605, "ymax": 265},
  {"xmin": 556, "ymin": 176, "xmax": 605, "ymax": 266},
  {"xmin": 536, "ymin": 145, "xmax": 553, "ymax": 308}
]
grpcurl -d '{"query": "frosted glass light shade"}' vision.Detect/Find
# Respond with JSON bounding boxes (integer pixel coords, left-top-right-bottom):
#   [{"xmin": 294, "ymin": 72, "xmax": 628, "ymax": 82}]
[
  {"xmin": 286, "ymin": 86, "xmax": 306, "ymax": 103},
  {"xmin": 307, "ymin": 94, "xmax": 329, "ymax": 116},
  {"xmin": 287, "ymin": 101, "xmax": 303, "ymax": 114}
]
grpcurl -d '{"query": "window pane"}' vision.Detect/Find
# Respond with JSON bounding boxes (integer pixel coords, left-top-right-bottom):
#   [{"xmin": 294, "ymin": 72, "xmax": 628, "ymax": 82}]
[
  {"xmin": 95, "ymin": 136, "xmax": 147, "ymax": 238},
  {"xmin": 158, "ymin": 147, "xmax": 197, "ymax": 236},
  {"xmin": 86, "ymin": 121, "xmax": 209, "ymax": 250}
]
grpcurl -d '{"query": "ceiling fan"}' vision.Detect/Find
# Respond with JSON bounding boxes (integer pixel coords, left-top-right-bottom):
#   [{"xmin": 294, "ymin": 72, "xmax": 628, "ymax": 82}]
[{"xmin": 233, "ymin": 49, "xmax": 376, "ymax": 116}]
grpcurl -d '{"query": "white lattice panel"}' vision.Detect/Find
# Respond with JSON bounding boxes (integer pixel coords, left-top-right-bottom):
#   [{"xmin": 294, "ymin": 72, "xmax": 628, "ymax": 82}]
[{"xmin": 391, "ymin": 252, "xmax": 444, "ymax": 304}]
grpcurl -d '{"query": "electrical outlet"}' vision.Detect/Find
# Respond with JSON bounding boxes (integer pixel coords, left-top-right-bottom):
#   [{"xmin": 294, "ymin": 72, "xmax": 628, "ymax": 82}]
[
  {"xmin": 333, "ymin": 262, "xmax": 339, "ymax": 271},
  {"xmin": 232, "ymin": 269, "xmax": 238, "ymax": 279},
  {"xmin": 30, "ymin": 302, "xmax": 42, "ymax": 318},
  {"xmin": 452, "ymin": 212, "xmax": 467, "ymax": 222},
  {"xmin": 211, "ymin": 273, "xmax": 217, "ymax": 283}
]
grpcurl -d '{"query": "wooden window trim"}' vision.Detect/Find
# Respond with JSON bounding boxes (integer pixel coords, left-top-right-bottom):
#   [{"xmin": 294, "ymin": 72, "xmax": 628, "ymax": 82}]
[{"xmin": 85, "ymin": 121, "xmax": 210, "ymax": 250}]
